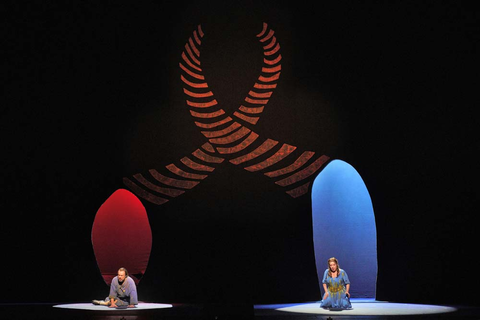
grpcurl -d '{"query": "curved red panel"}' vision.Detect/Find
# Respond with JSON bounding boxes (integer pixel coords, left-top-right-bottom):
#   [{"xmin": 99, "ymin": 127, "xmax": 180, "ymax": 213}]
[
  {"xmin": 123, "ymin": 178, "xmax": 169, "ymax": 205},
  {"xmin": 183, "ymin": 88, "xmax": 212, "ymax": 98},
  {"xmin": 185, "ymin": 43, "xmax": 201, "ymax": 65},
  {"xmin": 245, "ymin": 97, "xmax": 268, "ymax": 104},
  {"xmin": 166, "ymin": 163, "xmax": 208, "ymax": 180},
  {"xmin": 190, "ymin": 109, "xmax": 225, "ymax": 118},
  {"xmin": 181, "ymin": 52, "xmax": 202, "ymax": 71},
  {"xmin": 229, "ymin": 138, "xmax": 278, "ymax": 165},
  {"xmin": 254, "ymin": 82, "xmax": 277, "ymax": 89},
  {"xmin": 263, "ymin": 54, "xmax": 282, "ymax": 65},
  {"xmin": 260, "ymin": 29, "xmax": 274, "ymax": 43},
  {"xmin": 257, "ymin": 22, "xmax": 268, "ymax": 38},
  {"xmin": 181, "ymin": 75, "xmax": 208, "ymax": 88},
  {"xmin": 286, "ymin": 181, "xmax": 311, "ymax": 198},
  {"xmin": 201, "ymin": 142, "xmax": 216, "ymax": 153},
  {"xmin": 180, "ymin": 157, "xmax": 215, "ymax": 172},
  {"xmin": 263, "ymin": 36, "xmax": 277, "ymax": 50},
  {"xmin": 208, "ymin": 126, "xmax": 251, "ymax": 145},
  {"xmin": 262, "ymin": 65, "xmax": 282, "ymax": 73},
  {"xmin": 216, "ymin": 131, "xmax": 259, "ymax": 154},
  {"xmin": 244, "ymin": 143, "xmax": 297, "ymax": 172},
  {"xmin": 275, "ymin": 155, "xmax": 330, "ymax": 186},
  {"xmin": 265, "ymin": 43, "xmax": 280, "ymax": 56},
  {"xmin": 92, "ymin": 189, "xmax": 152, "ymax": 285},
  {"xmin": 233, "ymin": 111, "xmax": 259, "ymax": 125},
  {"xmin": 189, "ymin": 37, "xmax": 200, "ymax": 56},
  {"xmin": 194, "ymin": 117, "xmax": 232, "ymax": 129},
  {"xmin": 193, "ymin": 30, "xmax": 202, "ymax": 45},
  {"xmin": 258, "ymin": 72, "xmax": 281, "ymax": 82},
  {"xmin": 133, "ymin": 173, "xmax": 185, "ymax": 197},
  {"xmin": 239, "ymin": 105, "xmax": 264, "ymax": 114},
  {"xmin": 149, "ymin": 169, "xmax": 200, "ymax": 189},
  {"xmin": 187, "ymin": 99, "xmax": 218, "ymax": 108},
  {"xmin": 180, "ymin": 63, "xmax": 205, "ymax": 80},
  {"xmin": 264, "ymin": 151, "xmax": 315, "ymax": 178},
  {"xmin": 201, "ymin": 122, "xmax": 241, "ymax": 138},
  {"xmin": 192, "ymin": 149, "xmax": 224, "ymax": 163},
  {"xmin": 248, "ymin": 90, "xmax": 272, "ymax": 98}
]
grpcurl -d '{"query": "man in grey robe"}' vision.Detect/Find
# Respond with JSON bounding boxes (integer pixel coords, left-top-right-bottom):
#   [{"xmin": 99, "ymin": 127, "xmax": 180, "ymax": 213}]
[{"xmin": 92, "ymin": 267, "xmax": 138, "ymax": 308}]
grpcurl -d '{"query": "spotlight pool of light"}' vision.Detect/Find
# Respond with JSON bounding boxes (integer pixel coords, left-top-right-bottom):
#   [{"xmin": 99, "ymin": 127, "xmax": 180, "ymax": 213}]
[
  {"xmin": 259, "ymin": 300, "xmax": 457, "ymax": 316},
  {"xmin": 53, "ymin": 302, "xmax": 173, "ymax": 311}
]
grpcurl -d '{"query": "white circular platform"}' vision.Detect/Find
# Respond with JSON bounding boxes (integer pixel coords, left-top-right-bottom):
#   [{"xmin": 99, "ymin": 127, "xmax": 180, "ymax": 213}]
[
  {"xmin": 271, "ymin": 301, "xmax": 457, "ymax": 316},
  {"xmin": 53, "ymin": 302, "xmax": 173, "ymax": 311}
]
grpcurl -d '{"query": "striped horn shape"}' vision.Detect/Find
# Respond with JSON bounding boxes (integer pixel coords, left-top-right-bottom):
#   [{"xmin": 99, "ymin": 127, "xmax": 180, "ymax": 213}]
[{"xmin": 122, "ymin": 22, "xmax": 330, "ymax": 205}]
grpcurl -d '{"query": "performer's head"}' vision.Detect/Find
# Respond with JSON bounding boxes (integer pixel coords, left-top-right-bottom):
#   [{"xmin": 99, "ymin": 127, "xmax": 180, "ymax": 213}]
[
  {"xmin": 118, "ymin": 267, "xmax": 129, "ymax": 282},
  {"xmin": 327, "ymin": 257, "xmax": 339, "ymax": 275}
]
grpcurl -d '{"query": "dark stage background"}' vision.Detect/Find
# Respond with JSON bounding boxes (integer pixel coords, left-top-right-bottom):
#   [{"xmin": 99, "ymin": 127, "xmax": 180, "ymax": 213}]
[{"xmin": 2, "ymin": 1, "xmax": 478, "ymax": 307}]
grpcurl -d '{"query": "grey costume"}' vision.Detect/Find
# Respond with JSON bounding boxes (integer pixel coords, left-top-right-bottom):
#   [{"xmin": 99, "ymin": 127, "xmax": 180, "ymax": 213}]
[{"xmin": 106, "ymin": 276, "xmax": 138, "ymax": 306}]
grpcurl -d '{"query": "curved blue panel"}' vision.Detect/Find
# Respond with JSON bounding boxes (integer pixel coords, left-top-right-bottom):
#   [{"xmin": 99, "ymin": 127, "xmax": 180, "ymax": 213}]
[{"xmin": 312, "ymin": 160, "xmax": 377, "ymax": 298}]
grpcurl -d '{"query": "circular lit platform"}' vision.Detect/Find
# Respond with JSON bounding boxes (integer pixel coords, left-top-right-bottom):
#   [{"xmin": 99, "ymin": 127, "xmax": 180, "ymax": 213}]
[
  {"xmin": 256, "ymin": 300, "xmax": 457, "ymax": 316},
  {"xmin": 53, "ymin": 302, "xmax": 173, "ymax": 311}
]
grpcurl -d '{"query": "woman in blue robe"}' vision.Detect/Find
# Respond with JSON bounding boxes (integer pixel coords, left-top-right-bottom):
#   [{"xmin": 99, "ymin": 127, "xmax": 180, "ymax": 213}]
[{"xmin": 320, "ymin": 257, "xmax": 352, "ymax": 309}]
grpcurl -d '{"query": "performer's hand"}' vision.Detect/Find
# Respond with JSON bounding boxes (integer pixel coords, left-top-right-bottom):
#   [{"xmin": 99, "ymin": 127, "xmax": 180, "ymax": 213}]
[
  {"xmin": 323, "ymin": 292, "xmax": 329, "ymax": 300},
  {"xmin": 345, "ymin": 292, "xmax": 350, "ymax": 298},
  {"xmin": 109, "ymin": 302, "xmax": 118, "ymax": 308}
]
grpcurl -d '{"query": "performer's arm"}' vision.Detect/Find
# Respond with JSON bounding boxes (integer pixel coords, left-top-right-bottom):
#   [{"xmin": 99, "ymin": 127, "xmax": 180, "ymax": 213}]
[
  {"xmin": 108, "ymin": 280, "xmax": 118, "ymax": 308},
  {"xmin": 128, "ymin": 290, "xmax": 138, "ymax": 307},
  {"xmin": 322, "ymin": 270, "xmax": 329, "ymax": 299},
  {"xmin": 127, "ymin": 279, "xmax": 138, "ymax": 307},
  {"xmin": 343, "ymin": 270, "xmax": 351, "ymax": 298}
]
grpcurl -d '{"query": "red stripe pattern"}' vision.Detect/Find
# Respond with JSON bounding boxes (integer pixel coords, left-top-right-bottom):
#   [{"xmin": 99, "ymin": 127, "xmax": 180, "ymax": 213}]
[{"xmin": 123, "ymin": 23, "xmax": 330, "ymax": 204}]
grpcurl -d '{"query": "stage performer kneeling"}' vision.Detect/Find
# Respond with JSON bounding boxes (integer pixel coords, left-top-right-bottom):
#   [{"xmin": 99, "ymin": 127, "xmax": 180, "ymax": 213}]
[
  {"xmin": 92, "ymin": 267, "xmax": 138, "ymax": 308},
  {"xmin": 320, "ymin": 257, "xmax": 352, "ymax": 309}
]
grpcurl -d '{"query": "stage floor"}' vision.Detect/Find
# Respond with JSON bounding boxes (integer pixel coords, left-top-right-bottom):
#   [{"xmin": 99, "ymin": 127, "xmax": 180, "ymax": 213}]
[{"xmin": 1, "ymin": 300, "xmax": 479, "ymax": 319}]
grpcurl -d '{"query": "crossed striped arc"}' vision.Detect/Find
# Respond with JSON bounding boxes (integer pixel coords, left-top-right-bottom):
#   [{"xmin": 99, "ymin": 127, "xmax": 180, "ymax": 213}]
[{"xmin": 123, "ymin": 23, "xmax": 330, "ymax": 206}]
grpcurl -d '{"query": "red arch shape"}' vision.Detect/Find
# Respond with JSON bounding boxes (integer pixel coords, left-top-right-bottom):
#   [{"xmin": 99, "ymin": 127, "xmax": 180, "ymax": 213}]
[{"xmin": 91, "ymin": 189, "xmax": 152, "ymax": 285}]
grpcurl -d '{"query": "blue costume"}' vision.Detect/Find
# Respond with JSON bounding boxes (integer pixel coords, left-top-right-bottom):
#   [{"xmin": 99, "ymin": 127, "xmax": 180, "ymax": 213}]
[{"xmin": 320, "ymin": 268, "xmax": 352, "ymax": 309}]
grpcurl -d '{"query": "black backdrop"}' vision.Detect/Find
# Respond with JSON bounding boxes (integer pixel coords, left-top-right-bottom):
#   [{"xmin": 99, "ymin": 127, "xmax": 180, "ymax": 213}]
[{"xmin": 2, "ymin": 1, "xmax": 478, "ymax": 307}]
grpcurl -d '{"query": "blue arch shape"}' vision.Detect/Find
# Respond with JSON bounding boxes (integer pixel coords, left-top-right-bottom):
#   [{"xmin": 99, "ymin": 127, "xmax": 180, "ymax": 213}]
[{"xmin": 312, "ymin": 159, "xmax": 377, "ymax": 298}]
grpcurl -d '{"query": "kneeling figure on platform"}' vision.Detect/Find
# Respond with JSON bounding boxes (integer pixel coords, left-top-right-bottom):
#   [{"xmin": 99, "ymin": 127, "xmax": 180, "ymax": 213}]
[
  {"xmin": 320, "ymin": 257, "xmax": 352, "ymax": 309},
  {"xmin": 92, "ymin": 267, "xmax": 138, "ymax": 308}
]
